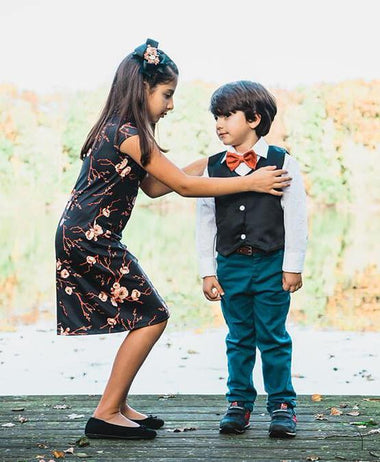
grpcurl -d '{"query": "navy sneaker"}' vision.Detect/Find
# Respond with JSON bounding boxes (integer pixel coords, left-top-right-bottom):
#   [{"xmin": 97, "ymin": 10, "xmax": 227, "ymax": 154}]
[
  {"xmin": 219, "ymin": 401, "xmax": 251, "ymax": 434},
  {"xmin": 269, "ymin": 403, "xmax": 297, "ymax": 438}
]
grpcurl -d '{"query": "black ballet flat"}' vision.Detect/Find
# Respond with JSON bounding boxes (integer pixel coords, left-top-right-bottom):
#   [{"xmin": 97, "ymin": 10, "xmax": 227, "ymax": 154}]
[
  {"xmin": 131, "ymin": 414, "xmax": 164, "ymax": 429},
  {"xmin": 85, "ymin": 417, "xmax": 156, "ymax": 439}
]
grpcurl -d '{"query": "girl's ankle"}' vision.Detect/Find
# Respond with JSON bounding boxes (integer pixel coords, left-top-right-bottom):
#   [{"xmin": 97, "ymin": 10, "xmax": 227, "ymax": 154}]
[{"xmin": 93, "ymin": 408, "xmax": 120, "ymax": 421}]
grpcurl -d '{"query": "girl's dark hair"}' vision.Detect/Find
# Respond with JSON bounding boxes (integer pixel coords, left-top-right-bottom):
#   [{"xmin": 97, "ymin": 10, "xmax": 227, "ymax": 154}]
[
  {"xmin": 210, "ymin": 80, "xmax": 277, "ymax": 137},
  {"xmin": 80, "ymin": 41, "xmax": 178, "ymax": 165}
]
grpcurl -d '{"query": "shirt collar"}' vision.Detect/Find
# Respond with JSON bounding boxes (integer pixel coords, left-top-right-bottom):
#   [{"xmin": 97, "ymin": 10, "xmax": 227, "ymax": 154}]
[{"xmin": 221, "ymin": 137, "xmax": 269, "ymax": 163}]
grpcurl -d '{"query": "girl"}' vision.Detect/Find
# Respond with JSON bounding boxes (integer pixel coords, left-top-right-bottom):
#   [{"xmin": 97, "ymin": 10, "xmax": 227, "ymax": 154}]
[{"xmin": 55, "ymin": 39, "xmax": 291, "ymax": 440}]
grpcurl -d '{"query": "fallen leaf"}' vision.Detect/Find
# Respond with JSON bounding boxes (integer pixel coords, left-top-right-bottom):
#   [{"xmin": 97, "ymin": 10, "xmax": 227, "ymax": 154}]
[
  {"xmin": 51, "ymin": 450, "xmax": 65, "ymax": 458},
  {"xmin": 363, "ymin": 398, "xmax": 380, "ymax": 402},
  {"xmin": 172, "ymin": 427, "xmax": 197, "ymax": 432},
  {"xmin": 330, "ymin": 407, "xmax": 343, "ymax": 416},
  {"xmin": 76, "ymin": 436, "xmax": 90, "ymax": 447},
  {"xmin": 306, "ymin": 456, "xmax": 320, "ymax": 461},
  {"xmin": 76, "ymin": 452, "xmax": 90, "ymax": 458},
  {"xmin": 64, "ymin": 447, "xmax": 74, "ymax": 454},
  {"xmin": 349, "ymin": 419, "xmax": 378, "ymax": 426},
  {"xmin": 339, "ymin": 402, "xmax": 349, "ymax": 408},
  {"xmin": 292, "ymin": 373, "xmax": 305, "ymax": 378},
  {"xmin": 369, "ymin": 451, "xmax": 380, "ymax": 458},
  {"xmin": 346, "ymin": 411, "xmax": 360, "ymax": 417},
  {"xmin": 18, "ymin": 415, "xmax": 28, "ymax": 423},
  {"xmin": 11, "ymin": 407, "xmax": 25, "ymax": 412},
  {"xmin": 67, "ymin": 413, "xmax": 84, "ymax": 420},
  {"xmin": 53, "ymin": 404, "xmax": 70, "ymax": 410},
  {"xmin": 158, "ymin": 394, "xmax": 176, "ymax": 400},
  {"xmin": 314, "ymin": 413, "xmax": 328, "ymax": 421},
  {"xmin": 335, "ymin": 456, "xmax": 346, "ymax": 460},
  {"xmin": 37, "ymin": 443, "xmax": 49, "ymax": 449},
  {"xmin": 1, "ymin": 422, "xmax": 15, "ymax": 427},
  {"xmin": 366, "ymin": 429, "xmax": 380, "ymax": 435},
  {"xmin": 311, "ymin": 394, "xmax": 322, "ymax": 402}
]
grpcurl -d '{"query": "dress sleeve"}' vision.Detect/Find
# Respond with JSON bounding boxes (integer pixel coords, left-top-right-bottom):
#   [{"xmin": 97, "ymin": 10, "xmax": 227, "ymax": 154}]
[{"xmin": 116, "ymin": 123, "xmax": 139, "ymax": 149}]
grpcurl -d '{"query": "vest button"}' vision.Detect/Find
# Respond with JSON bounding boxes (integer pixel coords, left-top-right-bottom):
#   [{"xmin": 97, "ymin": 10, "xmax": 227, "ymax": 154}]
[
  {"xmin": 240, "ymin": 234, "xmax": 246, "ymax": 240},
  {"xmin": 239, "ymin": 205, "xmax": 245, "ymax": 211}
]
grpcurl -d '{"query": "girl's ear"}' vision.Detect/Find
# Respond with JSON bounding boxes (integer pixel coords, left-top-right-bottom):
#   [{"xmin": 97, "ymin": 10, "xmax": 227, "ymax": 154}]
[{"xmin": 247, "ymin": 113, "xmax": 261, "ymax": 129}]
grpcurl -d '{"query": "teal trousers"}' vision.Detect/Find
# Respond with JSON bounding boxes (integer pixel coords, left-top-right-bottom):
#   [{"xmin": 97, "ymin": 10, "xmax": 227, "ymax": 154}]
[{"xmin": 217, "ymin": 249, "xmax": 296, "ymax": 412}]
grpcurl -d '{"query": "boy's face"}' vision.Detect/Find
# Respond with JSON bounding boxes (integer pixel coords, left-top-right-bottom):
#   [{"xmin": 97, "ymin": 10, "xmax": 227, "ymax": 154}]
[{"xmin": 215, "ymin": 110, "xmax": 260, "ymax": 151}]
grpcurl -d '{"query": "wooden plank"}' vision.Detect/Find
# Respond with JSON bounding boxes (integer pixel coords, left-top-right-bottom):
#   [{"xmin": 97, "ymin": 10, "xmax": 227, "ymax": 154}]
[{"xmin": 0, "ymin": 395, "xmax": 379, "ymax": 462}]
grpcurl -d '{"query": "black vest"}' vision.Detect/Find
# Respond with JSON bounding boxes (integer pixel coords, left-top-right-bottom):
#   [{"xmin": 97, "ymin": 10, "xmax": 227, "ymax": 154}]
[{"xmin": 207, "ymin": 146, "xmax": 286, "ymax": 256}]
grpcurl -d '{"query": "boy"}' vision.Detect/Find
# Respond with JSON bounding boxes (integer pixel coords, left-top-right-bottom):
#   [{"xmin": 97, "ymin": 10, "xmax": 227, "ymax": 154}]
[{"xmin": 196, "ymin": 81, "xmax": 307, "ymax": 438}]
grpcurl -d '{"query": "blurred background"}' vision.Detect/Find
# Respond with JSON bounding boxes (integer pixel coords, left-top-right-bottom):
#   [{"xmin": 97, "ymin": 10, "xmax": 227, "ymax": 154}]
[{"xmin": 0, "ymin": 0, "xmax": 379, "ymax": 394}]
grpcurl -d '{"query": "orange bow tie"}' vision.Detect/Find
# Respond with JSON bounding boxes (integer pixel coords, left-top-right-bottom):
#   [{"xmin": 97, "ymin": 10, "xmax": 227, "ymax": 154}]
[{"xmin": 226, "ymin": 150, "xmax": 258, "ymax": 171}]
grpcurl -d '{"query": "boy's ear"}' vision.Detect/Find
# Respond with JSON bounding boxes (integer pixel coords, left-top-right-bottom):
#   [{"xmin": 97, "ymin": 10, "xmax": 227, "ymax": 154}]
[{"xmin": 247, "ymin": 113, "xmax": 261, "ymax": 130}]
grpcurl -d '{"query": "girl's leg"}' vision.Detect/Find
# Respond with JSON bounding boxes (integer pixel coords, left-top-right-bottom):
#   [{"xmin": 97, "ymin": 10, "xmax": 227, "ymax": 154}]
[{"xmin": 93, "ymin": 320, "xmax": 167, "ymax": 427}]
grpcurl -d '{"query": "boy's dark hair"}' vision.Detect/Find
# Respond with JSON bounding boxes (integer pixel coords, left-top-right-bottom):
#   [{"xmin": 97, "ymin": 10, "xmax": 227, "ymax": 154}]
[
  {"xmin": 210, "ymin": 80, "xmax": 277, "ymax": 137},
  {"xmin": 81, "ymin": 40, "xmax": 178, "ymax": 165}
]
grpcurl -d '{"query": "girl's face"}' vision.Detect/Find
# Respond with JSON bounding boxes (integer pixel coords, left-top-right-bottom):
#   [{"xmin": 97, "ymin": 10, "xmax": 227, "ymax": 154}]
[
  {"xmin": 146, "ymin": 78, "xmax": 178, "ymax": 124},
  {"xmin": 215, "ymin": 110, "xmax": 260, "ymax": 152}
]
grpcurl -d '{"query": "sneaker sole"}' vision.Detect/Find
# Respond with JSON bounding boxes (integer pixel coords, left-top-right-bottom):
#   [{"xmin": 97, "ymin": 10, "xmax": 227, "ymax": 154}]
[
  {"xmin": 269, "ymin": 429, "xmax": 296, "ymax": 438},
  {"xmin": 219, "ymin": 423, "xmax": 250, "ymax": 434}
]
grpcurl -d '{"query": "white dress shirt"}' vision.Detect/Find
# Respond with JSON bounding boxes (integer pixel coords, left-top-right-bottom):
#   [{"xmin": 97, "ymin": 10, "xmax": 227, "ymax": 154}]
[{"xmin": 196, "ymin": 138, "xmax": 308, "ymax": 278}]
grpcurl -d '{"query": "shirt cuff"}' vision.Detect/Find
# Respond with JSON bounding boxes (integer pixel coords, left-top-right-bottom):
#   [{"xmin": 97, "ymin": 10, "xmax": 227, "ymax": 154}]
[
  {"xmin": 198, "ymin": 257, "xmax": 217, "ymax": 278},
  {"xmin": 282, "ymin": 251, "xmax": 305, "ymax": 273}
]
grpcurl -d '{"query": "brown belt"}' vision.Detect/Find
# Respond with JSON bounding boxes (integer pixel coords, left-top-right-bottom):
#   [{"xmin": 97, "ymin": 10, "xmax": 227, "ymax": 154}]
[{"xmin": 234, "ymin": 245, "xmax": 262, "ymax": 256}]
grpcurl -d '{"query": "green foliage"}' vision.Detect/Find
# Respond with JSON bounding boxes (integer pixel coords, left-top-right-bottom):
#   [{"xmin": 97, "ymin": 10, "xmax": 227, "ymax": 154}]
[
  {"xmin": 284, "ymin": 89, "xmax": 351, "ymax": 205},
  {"xmin": 159, "ymin": 81, "xmax": 222, "ymax": 165}
]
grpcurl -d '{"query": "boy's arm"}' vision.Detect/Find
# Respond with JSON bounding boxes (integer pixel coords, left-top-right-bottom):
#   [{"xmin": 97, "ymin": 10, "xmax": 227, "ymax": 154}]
[
  {"xmin": 195, "ymin": 166, "xmax": 225, "ymax": 300},
  {"xmin": 281, "ymin": 154, "xmax": 308, "ymax": 291},
  {"xmin": 195, "ymin": 167, "xmax": 217, "ymax": 278}
]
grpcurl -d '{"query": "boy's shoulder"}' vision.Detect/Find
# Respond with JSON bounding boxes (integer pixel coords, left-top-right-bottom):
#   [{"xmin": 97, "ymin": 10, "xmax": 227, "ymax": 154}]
[
  {"xmin": 208, "ymin": 150, "xmax": 227, "ymax": 164},
  {"xmin": 268, "ymin": 145, "xmax": 289, "ymax": 155}
]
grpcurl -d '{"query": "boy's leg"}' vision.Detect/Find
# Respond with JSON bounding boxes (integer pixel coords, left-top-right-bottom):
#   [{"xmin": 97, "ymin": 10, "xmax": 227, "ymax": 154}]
[
  {"xmin": 217, "ymin": 254, "xmax": 257, "ymax": 411},
  {"xmin": 251, "ymin": 250, "xmax": 296, "ymax": 411}
]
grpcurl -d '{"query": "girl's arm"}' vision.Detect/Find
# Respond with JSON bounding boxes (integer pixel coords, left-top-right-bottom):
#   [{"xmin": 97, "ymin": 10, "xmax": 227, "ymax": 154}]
[
  {"xmin": 140, "ymin": 158, "xmax": 207, "ymax": 198},
  {"xmin": 121, "ymin": 136, "xmax": 291, "ymax": 197}
]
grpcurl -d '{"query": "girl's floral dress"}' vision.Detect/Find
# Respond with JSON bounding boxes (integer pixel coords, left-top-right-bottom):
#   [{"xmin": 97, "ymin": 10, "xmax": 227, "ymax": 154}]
[{"xmin": 55, "ymin": 120, "xmax": 169, "ymax": 335}]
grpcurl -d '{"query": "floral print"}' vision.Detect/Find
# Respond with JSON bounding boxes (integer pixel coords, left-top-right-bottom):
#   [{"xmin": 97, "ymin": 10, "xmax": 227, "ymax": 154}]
[{"xmin": 55, "ymin": 119, "xmax": 169, "ymax": 336}]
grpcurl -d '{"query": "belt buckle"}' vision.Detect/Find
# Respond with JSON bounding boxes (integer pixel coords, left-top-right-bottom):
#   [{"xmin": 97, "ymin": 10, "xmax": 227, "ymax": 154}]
[
  {"xmin": 238, "ymin": 245, "xmax": 253, "ymax": 256},
  {"xmin": 245, "ymin": 246, "xmax": 253, "ymax": 256}
]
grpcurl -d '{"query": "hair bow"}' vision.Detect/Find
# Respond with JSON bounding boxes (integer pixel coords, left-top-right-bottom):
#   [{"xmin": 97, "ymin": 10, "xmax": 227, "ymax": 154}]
[{"xmin": 133, "ymin": 38, "xmax": 168, "ymax": 77}]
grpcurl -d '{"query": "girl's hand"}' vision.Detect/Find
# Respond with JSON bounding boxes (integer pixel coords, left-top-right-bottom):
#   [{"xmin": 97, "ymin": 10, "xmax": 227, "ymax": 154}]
[
  {"xmin": 282, "ymin": 272, "xmax": 303, "ymax": 293},
  {"xmin": 202, "ymin": 276, "xmax": 224, "ymax": 301},
  {"xmin": 251, "ymin": 166, "xmax": 292, "ymax": 196}
]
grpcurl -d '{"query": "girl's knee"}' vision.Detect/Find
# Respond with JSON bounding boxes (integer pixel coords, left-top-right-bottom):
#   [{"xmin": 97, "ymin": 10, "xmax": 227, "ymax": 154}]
[
  {"xmin": 157, "ymin": 319, "xmax": 168, "ymax": 331},
  {"xmin": 148, "ymin": 319, "xmax": 168, "ymax": 335}
]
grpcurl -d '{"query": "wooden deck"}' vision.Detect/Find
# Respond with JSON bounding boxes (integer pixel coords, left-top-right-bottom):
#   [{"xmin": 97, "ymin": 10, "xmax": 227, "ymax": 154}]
[{"xmin": 0, "ymin": 395, "xmax": 379, "ymax": 462}]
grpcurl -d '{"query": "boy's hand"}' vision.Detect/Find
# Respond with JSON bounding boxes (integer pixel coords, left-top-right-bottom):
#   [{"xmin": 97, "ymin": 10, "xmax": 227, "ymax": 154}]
[
  {"xmin": 282, "ymin": 272, "xmax": 303, "ymax": 293},
  {"xmin": 202, "ymin": 276, "xmax": 224, "ymax": 301}
]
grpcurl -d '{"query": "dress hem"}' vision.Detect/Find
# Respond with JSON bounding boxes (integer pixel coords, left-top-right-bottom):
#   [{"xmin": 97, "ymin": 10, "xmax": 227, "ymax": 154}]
[{"xmin": 56, "ymin": 314, "xmax": 170, "ymax": 337}]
